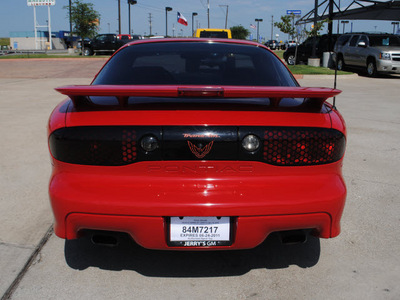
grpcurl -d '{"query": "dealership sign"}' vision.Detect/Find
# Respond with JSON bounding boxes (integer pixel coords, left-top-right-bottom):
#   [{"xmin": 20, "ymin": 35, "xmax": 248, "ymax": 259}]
[
  {"xmin": 286, "ymin": 10, "xmax": 301, "ymax": 15},
  {"xmin": 27, "ymin": 0, "xmax": 55, "ymax": 6}
]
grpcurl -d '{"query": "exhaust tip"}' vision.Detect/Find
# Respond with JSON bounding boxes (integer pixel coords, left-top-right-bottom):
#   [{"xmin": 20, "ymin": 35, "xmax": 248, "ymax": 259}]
[
  {"xmin": 279, "ymin": 230, "xmax": 308, "ymax": 245},
  {"xmin": 91, "ymin": 234, "xmax": 119, "ymax": 247}
]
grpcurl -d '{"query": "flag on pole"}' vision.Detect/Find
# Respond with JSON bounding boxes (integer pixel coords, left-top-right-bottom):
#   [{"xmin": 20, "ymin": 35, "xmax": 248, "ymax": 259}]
[
  {"xmin": 177, "ymin": 12, "xmax": 188, "ymax": 26},
  {"xmin": 250, "ymin": 24, "xmax": 256, "ymax": 29}
]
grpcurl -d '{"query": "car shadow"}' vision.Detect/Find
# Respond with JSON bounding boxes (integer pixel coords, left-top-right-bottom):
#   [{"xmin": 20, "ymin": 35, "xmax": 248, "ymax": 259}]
[
  {"xmin": 64, "ymin": 232, "xmax": 321, "ymax": 277},
  {"xmin": 340, "ymin": 66, "xmax": 400, "ymax": 79}
]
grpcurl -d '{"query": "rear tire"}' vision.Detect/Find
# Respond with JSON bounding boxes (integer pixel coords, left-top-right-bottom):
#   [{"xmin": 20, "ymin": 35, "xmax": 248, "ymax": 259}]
[
  {"xmin": 337, "ymin": 55, "xmax": 345, "ymax": 71},
  {"xmin": 286, "ymin": 54, "xmax": 295, "ymax": 66},
  {"xmin": 367, "ymin": 59, "xmax": 377, "ymax": 77},
  {"xmin": 83, "ymin": 48, "xmax": 93, "ymax": 56}
]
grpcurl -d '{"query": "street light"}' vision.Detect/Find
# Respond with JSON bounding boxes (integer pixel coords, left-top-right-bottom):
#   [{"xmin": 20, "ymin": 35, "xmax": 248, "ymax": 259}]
[
  {"xmin": 128, "ymin": 0, "xmax": 137, "ymax": 35},
  {"xmin": 392, "ymin": 21, "xmax": 399, "ymax": 34},
  {"xmin": 341, "ymin": 20, "xmax": 349, "ymax": 34},
  {"xmin": 255, "ymin": 18, "xmax": 263, "ymax": 43},
  {"xmin": 165, "ymin": 7, "xmax": 173, "ymax": 37},
  {"xmin": 192, "ymin": 12, "xmax": 198, "ymax": 37}
]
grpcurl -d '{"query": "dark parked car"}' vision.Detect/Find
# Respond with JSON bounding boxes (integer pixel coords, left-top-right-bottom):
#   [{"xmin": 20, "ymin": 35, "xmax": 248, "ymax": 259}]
[
  {"xmin": 283, "ymin": 34, "xmax": 339, "ymax": 65},
  {"xmin": 83, "ymin": 34, "xmax": 131, "ymax": 56},
  {"xmin": 265, "ymin": 40, "xmax": 279, "ymax": 50}
]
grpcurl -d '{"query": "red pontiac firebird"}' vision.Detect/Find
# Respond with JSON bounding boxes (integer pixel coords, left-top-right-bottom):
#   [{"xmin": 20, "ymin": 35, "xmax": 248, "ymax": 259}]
[{"xmin": 48, "ymin": 38, "xmax": 346, "ymax": 250}]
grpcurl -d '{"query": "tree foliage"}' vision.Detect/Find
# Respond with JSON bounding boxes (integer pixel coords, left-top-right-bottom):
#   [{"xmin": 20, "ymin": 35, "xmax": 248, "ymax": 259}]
[
  {"xmin": 66, "ymin": 0, "xmax": 100, "ymax": 39},
  {"xmin": 274, "ymin": 14, "xmax": 296, "ymax": 38},
  {"xmin": 230, "ymin": 25, "xmax": 250, "ymax": 40},
  {"xmin": 275, "ymin": 13, "xmax": 327, "ymax": 41}
]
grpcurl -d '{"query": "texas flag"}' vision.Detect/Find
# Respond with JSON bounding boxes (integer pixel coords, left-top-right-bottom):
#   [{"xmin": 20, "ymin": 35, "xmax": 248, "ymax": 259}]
[{"xmin": 177, "ymin": 12, "xmax": 188, "ymax": 26}]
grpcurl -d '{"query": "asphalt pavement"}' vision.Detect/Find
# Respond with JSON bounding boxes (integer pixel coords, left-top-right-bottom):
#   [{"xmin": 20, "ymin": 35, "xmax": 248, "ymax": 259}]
[{"xmin": 0, "ymin": 59, "xmax": 399, "ymax": 300}]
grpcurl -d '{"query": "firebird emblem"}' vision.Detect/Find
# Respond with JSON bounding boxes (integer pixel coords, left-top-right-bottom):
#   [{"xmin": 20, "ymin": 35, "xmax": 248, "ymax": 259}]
[{"xmin": 187, "ymin": 141, "xmax": 214, "ymax": 159}]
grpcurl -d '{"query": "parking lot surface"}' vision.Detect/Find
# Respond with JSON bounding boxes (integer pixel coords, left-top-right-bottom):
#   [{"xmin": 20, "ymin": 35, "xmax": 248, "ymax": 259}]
[{"xmin": 0, "ymin": 59, "xmax": 399, "ymax": 300}]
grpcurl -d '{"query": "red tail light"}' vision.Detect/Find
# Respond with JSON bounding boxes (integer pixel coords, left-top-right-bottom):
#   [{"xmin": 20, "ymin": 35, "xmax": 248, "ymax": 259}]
[{"xmin": 263, "ymin": 128, "xmax": 345, "ymax": 166}]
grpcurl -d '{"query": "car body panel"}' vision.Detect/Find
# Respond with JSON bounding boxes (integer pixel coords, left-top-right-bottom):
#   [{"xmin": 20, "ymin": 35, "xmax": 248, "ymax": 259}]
[{"xmin": 48, "ymin": 38, "xmax": 347, "ymax": 250}]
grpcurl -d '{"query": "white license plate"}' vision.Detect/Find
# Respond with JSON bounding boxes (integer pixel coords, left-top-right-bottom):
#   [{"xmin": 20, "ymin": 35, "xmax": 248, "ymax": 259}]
[{"xmin": 169, "ymin": 217, "xmax": 231, "ymax": 247}]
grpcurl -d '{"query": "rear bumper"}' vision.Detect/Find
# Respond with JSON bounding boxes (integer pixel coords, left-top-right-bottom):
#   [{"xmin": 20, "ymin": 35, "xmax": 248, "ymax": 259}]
[
  {"xmin": 49, "ymin": 160, "xmax": 346, "ymax": 249},
  {"xmin": 66, "ymin": 213, "xmax": 332, "ymax": 250}
]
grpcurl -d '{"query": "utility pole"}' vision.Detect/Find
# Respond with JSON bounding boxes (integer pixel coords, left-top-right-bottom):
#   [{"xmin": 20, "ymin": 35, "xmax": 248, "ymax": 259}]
[
  {"xmin": 207, "ymin": 0, "xmax": 210, "ymax": 28},
  {"xmin": 271, "ymin": 15, "xmax": 273, "ymax": 40},
  {"xmin": 148, "ymin": 13, "xmax": 152, "ymax": 36},
  {"xmin": 219, "ymin": 5, "xmax": 228, "ymax": 29}
]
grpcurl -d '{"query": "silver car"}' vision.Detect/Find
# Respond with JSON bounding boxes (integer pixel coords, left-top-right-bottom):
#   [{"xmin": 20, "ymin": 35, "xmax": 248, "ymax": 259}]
[{"xmin": 334, "ymin": 33, "xmax": 400, "ymax": 76}]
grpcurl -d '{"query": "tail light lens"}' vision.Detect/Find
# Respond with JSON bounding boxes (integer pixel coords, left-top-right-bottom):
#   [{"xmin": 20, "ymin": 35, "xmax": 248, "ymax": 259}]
[
  {"xmin": 49, "ymin": 126, "xmax": 345, "ymax": 166},
  {"xmin": 49, "ymin": 127, "xmax": 138, "ymax": 166},
  {"xmin": 263, "ymin": 128, "xmax": 345, "ymax": 166}
]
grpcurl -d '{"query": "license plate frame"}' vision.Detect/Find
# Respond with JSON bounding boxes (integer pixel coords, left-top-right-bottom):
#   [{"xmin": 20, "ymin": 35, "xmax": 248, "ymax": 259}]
[{"xmin": 167, "ymin": 216, "xmax": 233, "ymax": 247}]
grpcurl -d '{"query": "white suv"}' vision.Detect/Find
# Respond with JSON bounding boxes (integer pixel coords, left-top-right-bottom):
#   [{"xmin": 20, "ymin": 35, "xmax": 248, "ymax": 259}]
[{"xmin": 334, "ymin": 33, "xmax": 400, "ymax": 76}]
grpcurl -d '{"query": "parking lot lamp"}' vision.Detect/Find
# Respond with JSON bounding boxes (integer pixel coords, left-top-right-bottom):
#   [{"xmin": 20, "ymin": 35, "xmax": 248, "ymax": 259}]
[
  {"xmin": 128, "ymin": 0, "xmax": 137, "ymax": 35},
  {"xmin": 165, "ymin": 7, "xmax": 173, "ymax": 37},
  {"xmin": 392, "ymin": 22, "xmax": 399, "ymax": 34},
  {"xmin": 192, "ymin": 12, "xmax": 198, "ymax": 37},
  {"xmin": 341, "ymin": 20, "xmax": 349, "ymax": 34},
  {"xmin": 255, "ymin": 18, "xmax": 263, "ymax": 42}
]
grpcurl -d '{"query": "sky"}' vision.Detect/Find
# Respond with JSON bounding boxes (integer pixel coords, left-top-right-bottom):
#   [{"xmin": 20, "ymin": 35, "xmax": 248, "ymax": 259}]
[{"xmin": 0, "ymin": 0, "xmax": 397, "ymax": 40}]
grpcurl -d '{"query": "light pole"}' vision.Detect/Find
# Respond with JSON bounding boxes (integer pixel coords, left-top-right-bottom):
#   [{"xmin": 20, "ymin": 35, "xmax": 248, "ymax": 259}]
[
  {"xmin": 128, "ymin": 0, "xmax": 137, "ymax": 35},
  {"xmin": 341, "ymin": 20, "xmax": 349, "ymax": 34},
  {"xmin": 255, "ymin": 18, "xmax": 263, "ymax": 43},
  {"xmin": 192, "ymin": 12, "xmax": 198, "ymax": 36},
  {"xmin": 392, "ymin": 22, "xmax": 399, "ymax": 34},
  {"xmin": 107, "ymin": 23, "xmax": 110, "ymax": 33},
  {"xmin": 69, "ymin": 0, "xmax": 72, "ymax": 33},
  {"xmin": 118, "ymin": 0, "xmax": 121, "ymax": 35},
  {"xmin": 165, "ymin": 7, "xmax": 172, "ymax": 37}
]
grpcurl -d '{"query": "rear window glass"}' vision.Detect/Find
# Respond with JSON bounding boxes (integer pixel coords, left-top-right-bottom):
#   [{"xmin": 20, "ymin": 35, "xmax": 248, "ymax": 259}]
[
  {"xmin": 369, "ymin": 35, "xmax": 400, "ymax": 47},
  {"xmin": 199, "ymin": 31, "xmax": 228, "ymax": 38},
  {"xmin": 93, "ymin": 42, "xmax": 297, "ymax": 87}
]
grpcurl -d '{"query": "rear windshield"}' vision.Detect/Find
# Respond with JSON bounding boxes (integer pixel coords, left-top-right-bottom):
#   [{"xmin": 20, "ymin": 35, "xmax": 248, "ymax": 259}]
[
  {"xmin": 199, "ymin": 31, "xmax": 228, "ymax": 38},
  {"xmin": 93, "ymin": 42, "xmax": 297, "ymax": 86},
  {"xmin": 369, "ymin": 35, "xmax": 400, "ymax": 47}
]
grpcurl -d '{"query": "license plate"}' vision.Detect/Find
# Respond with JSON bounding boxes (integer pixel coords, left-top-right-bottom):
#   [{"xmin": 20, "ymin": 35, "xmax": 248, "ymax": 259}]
[{"xmin": 169, "ymin": 216, "xmax": 231, "ymax": 247}]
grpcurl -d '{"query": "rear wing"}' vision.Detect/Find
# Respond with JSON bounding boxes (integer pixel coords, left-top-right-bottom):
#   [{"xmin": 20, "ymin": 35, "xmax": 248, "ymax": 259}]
[{"xmin": 55, "ymin": 85, "xmax": 341, "ymax": 110}]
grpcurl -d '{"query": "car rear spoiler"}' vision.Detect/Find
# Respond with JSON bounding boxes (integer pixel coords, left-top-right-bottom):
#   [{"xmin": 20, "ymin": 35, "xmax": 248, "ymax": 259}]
[{"xmin": 55, "ymin": 85, "xmax": 341, "ymax": 110}]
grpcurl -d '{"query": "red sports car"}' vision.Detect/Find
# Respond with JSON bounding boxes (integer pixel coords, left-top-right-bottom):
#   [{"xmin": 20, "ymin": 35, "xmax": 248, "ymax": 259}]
[{"xmin": 48, "ymin": 38, "xmax": 346, "ymax": 250}]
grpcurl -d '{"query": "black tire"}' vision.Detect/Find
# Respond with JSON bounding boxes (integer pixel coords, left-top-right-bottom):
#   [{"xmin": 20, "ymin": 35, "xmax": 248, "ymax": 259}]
[
  {"xmin": 286, "ymin": 54, "xmax": 295, "ymax": 65},
  {"xmin": 83, "ymin": 48, "xmax": 93, "ymax": 56},
  {"xmin": 337, "ymin": 55, "xmax": 345, "ymax": 71},
  {"xmin": 367, "ymin": 59, "xmax": 377, "ymax": 77}
]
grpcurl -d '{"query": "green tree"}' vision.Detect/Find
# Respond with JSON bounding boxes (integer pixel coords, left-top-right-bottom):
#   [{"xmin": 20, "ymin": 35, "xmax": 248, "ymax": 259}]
[
  {"xmin": 230, "ymin": 25, "xmax": 250, "ymax": 40},
  {"xmin": 274, "ymin": 14, "xmax": 297, "ymax": 40},
  {"xmin": 66, "ymin": 0, "xmax": 100, "ymax": 53}
]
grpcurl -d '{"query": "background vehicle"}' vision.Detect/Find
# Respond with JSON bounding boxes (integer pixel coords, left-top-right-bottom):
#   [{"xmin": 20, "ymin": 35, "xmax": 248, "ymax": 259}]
[
  {"xmin": 195, "ymin": 28, "xmax": 232, "ymax": 38},
  {"xmin": 82, "ymin": 33, "xmax": 131, "ymax": 56},
  {"xmin": 48, "ymin": 38, "xmax": 346, "ymax": 251},
  {"xmin": 265, "ymin": 39, "xmax": 279, "ymax": 50},
  {"xmin": 283, "ymin": 34, "xmax": 339, "ymax": 65},
  {"xmin": 334, "ymin": 33, "xmax": 400, "ymax": 76}
]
